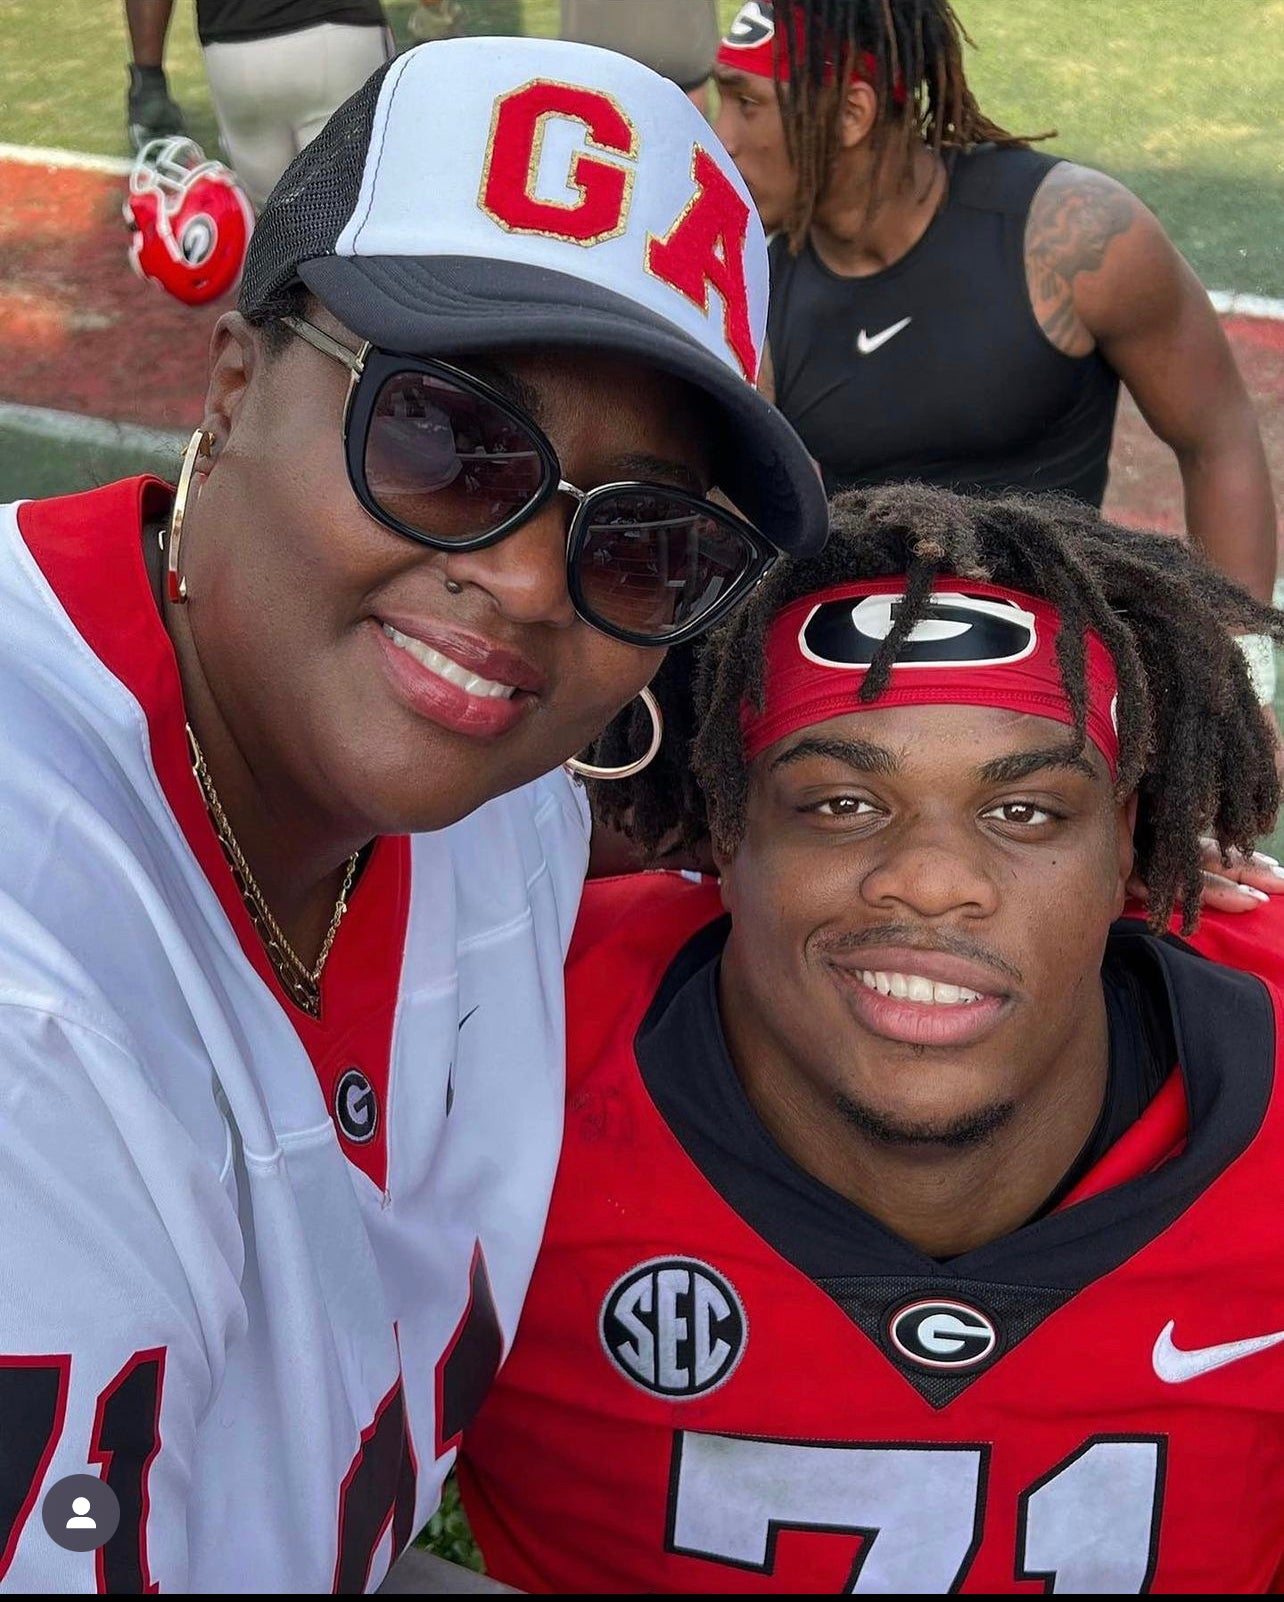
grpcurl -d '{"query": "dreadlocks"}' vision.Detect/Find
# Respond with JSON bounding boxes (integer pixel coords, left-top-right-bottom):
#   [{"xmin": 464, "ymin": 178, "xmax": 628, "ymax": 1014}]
[
  {"xmin": 590, "ymin": 483, "xmax": 1284, "ymax": 934},
  {"xmin": 775, "ymin": 0, "xmax": 1040, "ymax": 249}
]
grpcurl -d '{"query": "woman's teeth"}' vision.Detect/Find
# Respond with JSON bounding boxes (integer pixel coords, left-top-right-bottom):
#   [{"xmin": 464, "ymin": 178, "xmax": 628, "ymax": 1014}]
[
  {"xmin": 857, "ymin": 971, "xmax": 984, "ymax": 1006},
  {"xmin": 381, "ymin": 625, "xmax": 517, "ymax": 699}
]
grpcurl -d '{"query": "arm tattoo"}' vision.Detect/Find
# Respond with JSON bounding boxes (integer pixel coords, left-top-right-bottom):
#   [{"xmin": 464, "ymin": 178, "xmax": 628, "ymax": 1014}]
[{"xmin": 1025, "ymin": 166, "xmax": 1135, "ymax": 355}]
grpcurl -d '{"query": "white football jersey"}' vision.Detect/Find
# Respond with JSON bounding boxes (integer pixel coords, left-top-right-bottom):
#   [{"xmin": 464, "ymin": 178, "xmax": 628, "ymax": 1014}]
[{"xmin": 0, "ymin": 479, "xmax": 590, "ymax": 1591}]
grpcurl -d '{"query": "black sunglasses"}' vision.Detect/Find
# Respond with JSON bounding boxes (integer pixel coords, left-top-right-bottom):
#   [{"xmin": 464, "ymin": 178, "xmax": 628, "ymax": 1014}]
[{"xmin": 282, "ymin": 316, "xmax": 777, "ymax": 648}]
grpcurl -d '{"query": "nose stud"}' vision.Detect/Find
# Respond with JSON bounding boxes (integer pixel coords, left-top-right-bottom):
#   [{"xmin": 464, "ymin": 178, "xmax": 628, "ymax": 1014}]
[{"xmin": 444, "ymin": 579, "xmax": 463, "ymax": 595}]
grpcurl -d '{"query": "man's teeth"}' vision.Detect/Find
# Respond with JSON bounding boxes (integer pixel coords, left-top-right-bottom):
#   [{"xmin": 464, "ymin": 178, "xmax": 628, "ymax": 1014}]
[
  {"xmin": 857, "ymin": 970, "xmax": 984, "ymax": 1006},
  {"xmin": 381, "ymin": 624, "xmax": 517, "ymax": 699}
]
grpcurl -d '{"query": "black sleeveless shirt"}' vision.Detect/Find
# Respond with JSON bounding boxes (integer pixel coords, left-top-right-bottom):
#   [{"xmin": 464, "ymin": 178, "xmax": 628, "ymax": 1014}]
[{"xmin": 767, "ymin": 146, "xmax": 1120, "ymax": 505}]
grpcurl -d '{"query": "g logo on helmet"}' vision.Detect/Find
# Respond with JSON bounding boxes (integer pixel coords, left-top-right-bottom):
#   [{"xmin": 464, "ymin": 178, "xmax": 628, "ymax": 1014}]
[
  {"xmin": 179, "ymin": 214, "xmax": 216, "ymax": 267},
  {"xmin": 888, "ymin": 1299, "xmax": 998, "ymax": 1371},
  {"xmin": 124, "ymin": 136, "xmax": 255, "ymax": 307}
]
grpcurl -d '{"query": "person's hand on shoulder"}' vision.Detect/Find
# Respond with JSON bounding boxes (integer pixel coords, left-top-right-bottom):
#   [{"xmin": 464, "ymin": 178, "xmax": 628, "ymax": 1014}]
[{"xmin": 1127, "ymin": 837, "xmax": 1284, "ymax": 917}]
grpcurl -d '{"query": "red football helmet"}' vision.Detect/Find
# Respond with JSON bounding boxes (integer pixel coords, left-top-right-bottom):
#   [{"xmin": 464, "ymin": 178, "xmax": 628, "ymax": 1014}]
[{"xmin": 125, "ymin": 137, "xmax": 255, "ymax": 306}]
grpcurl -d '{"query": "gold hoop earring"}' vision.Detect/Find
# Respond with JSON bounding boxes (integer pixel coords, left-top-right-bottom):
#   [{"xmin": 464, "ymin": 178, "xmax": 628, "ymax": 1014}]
[
  {"xmin": 166, "ymin": 428, "xmax": 213, "ymax": 604},
  {"xmin": 565, "ymin": 687, "xmax": 663, "ymax": 782}
]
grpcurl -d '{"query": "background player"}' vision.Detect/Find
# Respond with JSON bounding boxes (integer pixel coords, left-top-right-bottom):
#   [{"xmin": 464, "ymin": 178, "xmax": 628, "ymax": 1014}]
[
  {"xmin": 195, "ymin": 0, "xmax": 395, "ymax": 210},
  {"xmin": 459, "ymin": 484, "xmax": 1284, "ymax": 1593},
  {"xmin": 125, "ymin": 0, "xmax": 187, "ymax": 149},
  {"xmin": 713, "ymin": 0, "xmax": 1277, "ymax": 609},
  {"xmin": 0, "ymin": 37, "xmax": 823, "ymax": 1590}
]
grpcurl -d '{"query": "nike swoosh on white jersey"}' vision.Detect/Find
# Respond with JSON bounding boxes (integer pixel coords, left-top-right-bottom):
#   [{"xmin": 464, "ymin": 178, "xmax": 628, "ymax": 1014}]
[
  {"xmin": 855, "ymin": 316, "xmax": 913, "ymax": 355},
  {"xmin": 1152, "ymin": 1319, "xmax": 1284, "ymax": 1383}
]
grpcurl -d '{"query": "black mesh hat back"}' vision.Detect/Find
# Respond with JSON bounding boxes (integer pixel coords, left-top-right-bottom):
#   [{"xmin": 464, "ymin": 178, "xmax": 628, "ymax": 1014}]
[{"xmin": 238, "ymin": 63, "xmax": 392, "ymax": 322}]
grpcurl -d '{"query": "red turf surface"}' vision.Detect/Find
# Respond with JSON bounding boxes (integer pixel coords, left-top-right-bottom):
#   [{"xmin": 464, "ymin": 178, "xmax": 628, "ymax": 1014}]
[
  {"xmin": 1, "ymin": 161, "xmax": 226, "ymax": 429},
  {"xmin": 2, "ymin": 158, "xmax": 1281, "ymax": 534}
]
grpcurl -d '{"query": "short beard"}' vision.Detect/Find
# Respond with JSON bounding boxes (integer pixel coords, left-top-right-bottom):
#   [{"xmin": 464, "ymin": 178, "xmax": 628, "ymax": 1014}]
[{"xmin": 834, "ymin": 1093, "xmax": 1015, "ymax": 1150}]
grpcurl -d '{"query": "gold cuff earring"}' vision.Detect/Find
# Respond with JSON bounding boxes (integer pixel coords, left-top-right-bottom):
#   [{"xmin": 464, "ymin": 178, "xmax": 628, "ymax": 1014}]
[
  {"xmin": 565, "ymin": 687, "xmax": 663, "ymax": 782},
  {"xmin": 166, "ymin": 428, "xmax": 213, "ymax": 605}
]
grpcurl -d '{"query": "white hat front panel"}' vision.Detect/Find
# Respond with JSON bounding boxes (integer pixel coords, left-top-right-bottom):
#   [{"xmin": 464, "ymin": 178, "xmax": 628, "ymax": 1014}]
[{"xmin": 333, "ymin": 38, "xmax": 768, "ymax": 381}]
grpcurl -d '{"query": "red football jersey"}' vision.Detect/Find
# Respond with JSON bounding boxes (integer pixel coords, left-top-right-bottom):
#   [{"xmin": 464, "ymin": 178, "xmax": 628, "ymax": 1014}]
[{"xmin": 460, "ymin": 875, "xmax": 1284, "ymax": 1594}]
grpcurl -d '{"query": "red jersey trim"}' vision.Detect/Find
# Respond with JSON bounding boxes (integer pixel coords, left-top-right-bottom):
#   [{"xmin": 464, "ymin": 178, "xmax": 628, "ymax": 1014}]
[{"xmin": 16, "ymin": 477, "xmax": 409, "ymax": 1191}]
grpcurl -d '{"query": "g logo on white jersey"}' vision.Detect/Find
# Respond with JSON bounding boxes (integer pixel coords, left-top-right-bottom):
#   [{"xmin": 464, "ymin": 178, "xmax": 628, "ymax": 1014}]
[
  {"xmin": 601, "ymin": 1258, "xmax": 746, "ymax": 1397},
  {"xmin": 800, "ymin": 592, "xmax": 1038, "ymax": 670},
  {"xmin": 334, "ymin": 1067, "xmax": 379, "ymax": 1145},
  {"xmin": 888, "ymin": 1299, "xmax": 998, "ymax": 1370}
]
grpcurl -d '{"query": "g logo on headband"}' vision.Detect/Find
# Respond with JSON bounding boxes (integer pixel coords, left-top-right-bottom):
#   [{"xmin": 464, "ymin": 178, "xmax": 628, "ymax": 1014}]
[
  {"xmin": 799, "ymin": 592, "xmax": 1039, "ymax": 671},
  {"xmin": 725, "ymin": 1, "xmax": 776, "ymax": 48}
]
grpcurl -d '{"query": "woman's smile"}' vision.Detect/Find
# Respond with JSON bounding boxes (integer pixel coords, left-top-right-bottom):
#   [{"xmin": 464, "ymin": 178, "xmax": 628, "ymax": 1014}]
[{"xmin": 369, "ymin": 616, "xmax": 539, "ymax": 738}]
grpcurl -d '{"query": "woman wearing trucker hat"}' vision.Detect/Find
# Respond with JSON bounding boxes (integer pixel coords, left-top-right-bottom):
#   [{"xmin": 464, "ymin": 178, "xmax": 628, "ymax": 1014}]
[{"xmin": 0, "ymin": 37, "xmax": 824, "ymax": 1592}]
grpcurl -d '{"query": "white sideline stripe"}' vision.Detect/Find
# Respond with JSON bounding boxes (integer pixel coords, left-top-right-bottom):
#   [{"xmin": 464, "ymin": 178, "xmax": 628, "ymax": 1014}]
[
  {"xmin": 0, "ymin": 402, "xmax": 184, "ymax": 455},
  {"xmin": 0, "ymin": 142, "xmax": 133, "ymax": 177},
  {"xmin": 1208, "ymin": 290, "xmax": 1284, "ymax": 321}
]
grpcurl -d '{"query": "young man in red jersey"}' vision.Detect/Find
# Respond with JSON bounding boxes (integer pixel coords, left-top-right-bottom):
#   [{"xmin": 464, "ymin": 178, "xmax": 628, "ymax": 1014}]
[{"xmin": 459, "ymin": 484, "xmax": 1284, "ymax": 1594}]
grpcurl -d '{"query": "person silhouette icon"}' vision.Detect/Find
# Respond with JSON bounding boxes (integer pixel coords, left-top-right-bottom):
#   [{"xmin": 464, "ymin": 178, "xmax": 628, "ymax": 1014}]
[
  {"xmin": 42, "ymin": 1473, "xmax": 120, "ymax": 1551},
  {"xmin": 64, "ymin": 1497, "xmax": 96, "ymax": 1532}
]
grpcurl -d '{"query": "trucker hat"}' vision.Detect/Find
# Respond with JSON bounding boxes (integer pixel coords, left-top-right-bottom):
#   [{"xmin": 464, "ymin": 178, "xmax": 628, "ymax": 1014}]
[{"xmin": 239, "ymin": 36, "xmax": 827, "ymax": 555}]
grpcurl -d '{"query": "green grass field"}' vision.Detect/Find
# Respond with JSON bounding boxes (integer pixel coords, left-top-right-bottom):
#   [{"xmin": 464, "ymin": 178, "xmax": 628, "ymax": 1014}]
[{"xmin": 2, "ymin": 0, "xmax": 1281, "ymax": 293}]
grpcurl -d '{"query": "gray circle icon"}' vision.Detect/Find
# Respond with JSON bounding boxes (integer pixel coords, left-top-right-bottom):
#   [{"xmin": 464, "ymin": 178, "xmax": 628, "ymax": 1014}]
[{"xmin": 41, "ymin": 1474, "xmax": 120, "ymax": 1552}]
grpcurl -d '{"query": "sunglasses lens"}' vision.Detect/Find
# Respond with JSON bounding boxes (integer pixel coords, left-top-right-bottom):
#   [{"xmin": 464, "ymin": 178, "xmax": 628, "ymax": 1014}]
[
  {"xmin": 575, "ymin": 490, "xmax": 760, "ymax": 640},
  {"xmin": 363, "ymin": 370, "xmax": 547, "ymax": 541}
]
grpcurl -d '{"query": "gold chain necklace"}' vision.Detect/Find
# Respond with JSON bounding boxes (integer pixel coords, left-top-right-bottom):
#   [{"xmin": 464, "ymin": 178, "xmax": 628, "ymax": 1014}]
[{"xmin": 186, "ymin": 725, "xmax": 359, "ymax": 1019}]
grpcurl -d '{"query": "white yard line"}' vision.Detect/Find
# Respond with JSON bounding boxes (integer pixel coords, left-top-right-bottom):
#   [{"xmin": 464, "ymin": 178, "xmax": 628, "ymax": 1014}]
[
  {"xmin": 0, "ymin": 142, "xmax": 133, "ymax": 177},
  {"xmin": 1208, "ymin": 290, "xmax": 1284, "ymax": 322},
  {"xmin": 0, "ymin": 401, "xmax": 184, "ymax": 454}
]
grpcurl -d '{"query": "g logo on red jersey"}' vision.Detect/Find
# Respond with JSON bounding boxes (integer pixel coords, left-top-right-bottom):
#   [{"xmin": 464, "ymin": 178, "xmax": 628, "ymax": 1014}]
[
  {"xmin": 601, "ymin": 1258, "xmax": 746, "ymax": 1397},
  {"xmin": 888, "ymin": 1299, "xmax": 998, "ymax": 1371},
  {"xmin": 800, "ymin": 593, "xmax": 1039, "ymax": 671}
]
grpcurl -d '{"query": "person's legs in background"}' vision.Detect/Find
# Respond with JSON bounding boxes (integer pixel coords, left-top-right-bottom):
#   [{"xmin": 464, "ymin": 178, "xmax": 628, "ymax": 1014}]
[
  {"xmin": 202, "ymin": 22, "xmax": 394, "ymax": 211},
  {"xmin": 292, "ymin": 24, "xmax": 398, "ymax": 158},
  {"xmin": 125, "ymin": 0, "xmax": 187, "ymax": 151}
]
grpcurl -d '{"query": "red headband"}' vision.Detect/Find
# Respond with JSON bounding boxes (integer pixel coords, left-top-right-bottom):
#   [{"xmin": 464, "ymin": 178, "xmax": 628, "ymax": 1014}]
[
  {"xmin": 741, "ymin": 579, "xmax": 1121, "ymax": 776},
  {"xmin": 715, "ymin": 1, "xmax": 901, "ymax": 98}
]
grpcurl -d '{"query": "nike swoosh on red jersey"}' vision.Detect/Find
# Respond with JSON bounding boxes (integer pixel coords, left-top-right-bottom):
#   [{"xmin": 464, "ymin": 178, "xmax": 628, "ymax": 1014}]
[
  {"xmin": 1152, "ymin": 1319, "xmax": 1284, "ymax": 1383},
  {"xmin": 855, "ymin": 316, "xmax": 912, "ymax": 355}
]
